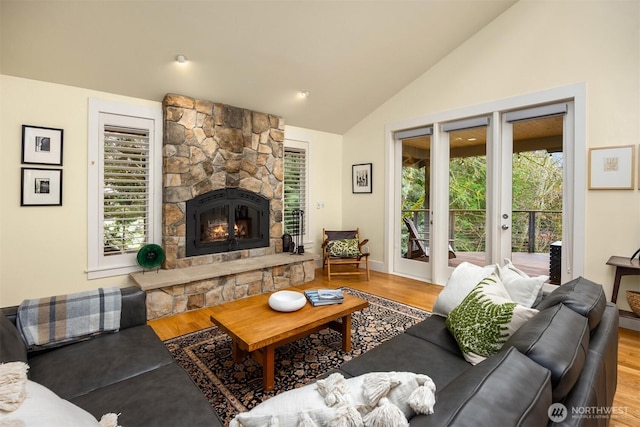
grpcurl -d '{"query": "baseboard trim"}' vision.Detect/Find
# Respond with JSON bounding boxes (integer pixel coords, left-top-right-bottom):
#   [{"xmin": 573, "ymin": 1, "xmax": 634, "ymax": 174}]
[{"xmin": 619, "ymin": 309, "xmax": 640, "ymax": 331}]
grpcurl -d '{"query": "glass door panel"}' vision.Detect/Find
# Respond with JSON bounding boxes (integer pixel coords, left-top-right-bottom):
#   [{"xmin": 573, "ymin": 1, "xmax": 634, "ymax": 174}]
[
  {"xmin": 401, "ymin": 136, "xmax": 430, "ymax": 260},
  {"xmin": 510, "ymin": 116, "xmax": 563, "ymax": 281},
  {"xmin": 448, "ymin": 126, "xmax": 488, "ymax": 268},
  {"xmin": 394, "ymin": 132, "xmax": 435, "ymax": 280}
]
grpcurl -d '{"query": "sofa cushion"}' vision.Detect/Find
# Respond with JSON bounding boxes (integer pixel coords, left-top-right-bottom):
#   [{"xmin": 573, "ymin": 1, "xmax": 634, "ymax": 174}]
[
  {"xmin": 534, "ymin": 276, "xmax": 606, "ymax": 330},
  {"xmin": 446, "ymin": 275, "xmax": 539, "ymax": 365},
  {"xmin": 433, "ymin": 262, "xmax": 498, "ymax": 316},
  {"xmin": 0, "ymin": 361, "xmax": 29, "ymax": 411},
  {"xmin": 119, "ymin": 286, "xmax": 147, "ymax": 330},
  {"xmin": 28, "ymin": 325, "xmax": 173, "ymax": 400},
  {"xmin": 498, "ymin": 259, "xmax": 548, "ymax": 307},
  {"xmin": 0, "ymin": 312, "xmax": 28, "ymax": 363},
  {"xmin": 410, "ymin": 347, "xmax": 552, "ymax": 427},
  {"xmin": 339, "ymin": 333, "xmax": 472, "ymax": 390},
  {"xmin": 561, "ymin": 303, "xmax": 619, "ymax": 418},
  {"xmin": 230, "ymin": 371, "xmax": 435, "ymax": 427},
  {"xmin": 0, "ymin": 380, "xmax": 101, "ymax": 427},
  {"xmin": 70, "ymin": 363, "xmax": 221, "ymax": 427},
  {"xmin": 405, "ymin": 315, "xmax": 463, "ymax": 357},
  {"xmin": 502, "ymin": 303, "xmax": 590, "ymax": 402}
]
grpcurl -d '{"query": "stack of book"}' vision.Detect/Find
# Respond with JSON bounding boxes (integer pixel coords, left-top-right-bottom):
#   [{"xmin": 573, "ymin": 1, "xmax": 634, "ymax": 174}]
[{"xmin": 304, "ymin": 289, "xmax": 344, "ymax": 306}]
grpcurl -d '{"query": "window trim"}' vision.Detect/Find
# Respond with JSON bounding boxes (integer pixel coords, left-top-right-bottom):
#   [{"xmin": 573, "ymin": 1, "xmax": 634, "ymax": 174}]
[
  {"xmin": 284, "ymin": 138, "xmax": 311, "ymax": 246},
  {"xmin": 87, "ymin": 98, "xmax": 162, "ymax": 279}
]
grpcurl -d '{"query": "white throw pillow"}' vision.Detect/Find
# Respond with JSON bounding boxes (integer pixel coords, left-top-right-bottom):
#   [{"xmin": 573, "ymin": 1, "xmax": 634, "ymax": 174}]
[
  {"xmin": 229, "ymin": 371, "xmax": 436, "ymax": 427},
  {"xmin": 433, "ymin": 262, "xmax": 498, "ymax": 316},
  {"xmin": 0, "ymin": 362, "xmax": 29, "ymax": 412},
  {"xmin": 498, "ymin": 259, "xmax": 548, "ymax": 307},
  {"xmin": 0, "ymin": 380, "xmax": 100, "ymax": 427},
  {"xmin": 446, "ymin": 274, "xmax": 539, "ymax": 365}
]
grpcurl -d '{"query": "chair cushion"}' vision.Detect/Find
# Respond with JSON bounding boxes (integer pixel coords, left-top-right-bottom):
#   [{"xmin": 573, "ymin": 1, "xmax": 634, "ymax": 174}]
[
  {"xmin": 534, "ymin": 276, "xmax": 606, "ymax": 330},
  {"xmin": 326, "ymin": 239, "xmax": 360, "ymax": 257}
]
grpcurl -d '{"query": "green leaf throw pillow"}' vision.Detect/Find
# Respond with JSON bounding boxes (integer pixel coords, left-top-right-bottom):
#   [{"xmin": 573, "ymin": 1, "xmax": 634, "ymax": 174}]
[
  {"xmin": 446, "ymin": 274, "xmax": 539, "ymax": 365},
  {"xmin": 326, "ymin": 239, "xmax": 360, "ymax": 257}
]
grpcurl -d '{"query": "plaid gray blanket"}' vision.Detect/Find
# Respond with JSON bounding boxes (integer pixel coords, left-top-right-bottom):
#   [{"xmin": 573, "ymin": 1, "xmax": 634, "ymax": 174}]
[{"xmin": 17, "ymin": 287, "xmax": 122, "ymax": 349}]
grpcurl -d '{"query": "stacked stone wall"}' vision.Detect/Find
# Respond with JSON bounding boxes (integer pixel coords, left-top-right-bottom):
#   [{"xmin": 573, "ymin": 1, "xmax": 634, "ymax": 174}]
[
  {"xmin": 162, "ymin": 94, "xmax": 285, "ymax": 269},
  {"xmin": 145, "ymin": 257, "xmax": 316, "ymax": 320}
]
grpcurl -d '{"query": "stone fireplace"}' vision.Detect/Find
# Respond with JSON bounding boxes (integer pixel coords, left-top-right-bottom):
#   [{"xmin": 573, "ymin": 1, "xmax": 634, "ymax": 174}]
[
  {"xmin": 129, "ymin": 94, "xmax": 316, "ymax": 320},
  {"xmin": 162, "ymin": 93, "xmax": 284, "ymax": 268}
]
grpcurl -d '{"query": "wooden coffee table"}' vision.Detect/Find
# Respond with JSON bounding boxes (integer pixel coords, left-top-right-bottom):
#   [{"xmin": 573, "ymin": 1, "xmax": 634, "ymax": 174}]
[{"xmin": 208, "ymin": 288, "xmax": 368, "ymax": 391}]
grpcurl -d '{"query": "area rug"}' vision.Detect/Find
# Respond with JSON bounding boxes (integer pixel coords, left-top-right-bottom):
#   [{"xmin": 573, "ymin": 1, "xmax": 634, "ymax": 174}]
[{"xmin": 164, "ymin": 288, "xmax": 430, "ymax": 425}]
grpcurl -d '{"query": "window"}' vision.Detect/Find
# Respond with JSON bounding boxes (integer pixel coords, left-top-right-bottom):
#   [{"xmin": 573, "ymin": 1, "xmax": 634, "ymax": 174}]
[
  {"xmin": 102, "ymin": 125, "xmax": 150, "ymax": 255},
  {"xmin": 88, "ymin": 99, "xmax": 162, "ymax": 279},
  {"xmin": 283, "ymin": 140, "xmax": 309, "ymax": 239}
]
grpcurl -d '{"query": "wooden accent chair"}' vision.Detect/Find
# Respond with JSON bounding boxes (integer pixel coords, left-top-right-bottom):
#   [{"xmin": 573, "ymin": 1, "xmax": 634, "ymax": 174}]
[
  {"xmin": 403, "ymin": 217, "xmax": 456, "ymax": 260},
  {"xmin": 321, "ymin": 228, "xmax": 370, "ymax": 281}
]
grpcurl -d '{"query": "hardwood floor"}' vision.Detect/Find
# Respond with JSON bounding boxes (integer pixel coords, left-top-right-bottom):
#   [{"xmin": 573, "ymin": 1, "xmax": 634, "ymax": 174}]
[{"xmin": 148, "ymin": 268, "xmax": 640, "ymax": 425}]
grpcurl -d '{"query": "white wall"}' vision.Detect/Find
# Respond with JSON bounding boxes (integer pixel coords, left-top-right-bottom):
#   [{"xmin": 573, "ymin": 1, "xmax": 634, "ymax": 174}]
[
  {"xmin": 284, "ymin": 125, "xmax": 344, "ymax": 258},
  {"xmin": 341, "ymin": 0, "xmax": 640, "ymax": 308},
  {"xmin": 0, "ymin": 76, "xmax": 343, "ymax": 306},
  {"xmin": 0, "ymin": 76, "xmax": 161, "ymax": 306}
]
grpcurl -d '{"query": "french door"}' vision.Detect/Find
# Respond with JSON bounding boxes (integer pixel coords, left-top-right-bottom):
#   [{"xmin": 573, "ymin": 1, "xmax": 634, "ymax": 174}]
[
  {"xmin": 393, "ymin": 102, "xmax": 573, "ymax": 285},
  {"xmin": 500, "ymin": 104, "xmax": 568, "ymax": 283}
]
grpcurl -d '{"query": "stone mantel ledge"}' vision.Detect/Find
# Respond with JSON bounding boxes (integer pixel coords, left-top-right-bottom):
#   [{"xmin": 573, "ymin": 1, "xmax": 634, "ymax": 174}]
[{"xmin": 130, "ymin": 252, "xmax": 319, "ymax": 291}]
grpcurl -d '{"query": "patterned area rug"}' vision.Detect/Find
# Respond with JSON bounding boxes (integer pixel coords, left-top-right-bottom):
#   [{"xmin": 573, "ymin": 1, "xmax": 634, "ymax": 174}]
[{"xmin": 164, "ymin": 288, "xmax": 430, "ymax": 425}]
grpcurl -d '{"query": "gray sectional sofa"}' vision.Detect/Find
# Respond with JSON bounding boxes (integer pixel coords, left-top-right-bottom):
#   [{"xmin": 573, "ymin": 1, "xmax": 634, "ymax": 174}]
[
  {"xmin": 335, "ymin": 276, "xmax": 619, "ymax": 426},
  {"xmin": 1, "ymin": 287, "xmax": 223, "ymax": 427},
  {"xmin": 2, "ymin": 277, "xmax": 618, "ymax": 426}
]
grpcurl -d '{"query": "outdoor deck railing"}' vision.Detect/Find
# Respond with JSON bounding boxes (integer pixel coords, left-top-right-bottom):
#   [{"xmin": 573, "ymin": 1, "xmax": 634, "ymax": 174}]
[{"xmin": 402, "ymin": 208, "xmax": 562, "ymax": 254}]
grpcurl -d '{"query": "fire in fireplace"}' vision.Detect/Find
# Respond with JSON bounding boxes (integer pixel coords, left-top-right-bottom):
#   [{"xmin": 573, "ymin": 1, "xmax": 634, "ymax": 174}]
[{"xmin": 185, "ymin": 189, "xmax": 269, "ymax": 257}]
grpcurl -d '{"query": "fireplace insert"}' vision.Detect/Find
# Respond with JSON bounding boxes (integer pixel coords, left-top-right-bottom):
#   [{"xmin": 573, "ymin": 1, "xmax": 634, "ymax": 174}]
[{"xmin": 185, "ymin": 189, "xmax": 270, "ymax": 257}]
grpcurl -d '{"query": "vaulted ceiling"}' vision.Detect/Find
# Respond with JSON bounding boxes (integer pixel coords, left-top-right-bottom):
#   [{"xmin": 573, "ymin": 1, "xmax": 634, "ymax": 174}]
[{"xmin": 0, "ymin": 0, "xmax": 517, "ymax": 134}]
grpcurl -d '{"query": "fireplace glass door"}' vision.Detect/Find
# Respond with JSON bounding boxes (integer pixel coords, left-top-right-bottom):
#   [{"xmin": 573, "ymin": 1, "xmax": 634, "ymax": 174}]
[
  {"xmin": 186, "ymin": 189, "xmax": 269, "ymax": 256},
  {"xmin": 199, "ymin": 205, "xmax": 259, "ymax": 244}
]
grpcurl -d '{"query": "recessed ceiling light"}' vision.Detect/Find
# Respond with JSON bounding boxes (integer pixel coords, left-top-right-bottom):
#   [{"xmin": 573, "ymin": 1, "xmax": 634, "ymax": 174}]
[
  {"xmin": 176, "ymin": 54, "xmax": 187, "ymax": 64},
  {"xmin": 300, "ymin": 91, "xmax": 310, "ymax": 98}
]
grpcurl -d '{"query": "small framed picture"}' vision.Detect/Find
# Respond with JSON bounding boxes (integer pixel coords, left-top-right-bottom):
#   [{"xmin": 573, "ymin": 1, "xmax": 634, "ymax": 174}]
[
  {"xmin": 588, "ymin": 145, "xmax": 635, "ymax": 190},
  {"xmin": 22, "ymin": 125, "xmax": 64, "ymax": 165},
  {"xmin": 21, "ymin": 168, "xmax": 63, "ymax": 206},
  {"xmin": 352, "ymin": 163, "xmax": 372, "ymax": 194}
]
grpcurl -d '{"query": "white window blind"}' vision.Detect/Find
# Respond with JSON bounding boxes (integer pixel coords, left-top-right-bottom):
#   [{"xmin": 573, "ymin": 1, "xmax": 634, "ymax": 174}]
[
  {"xmin": 102, "ymin": 125, "xmax": 150, "ymax": 255},
  {"xmin": 284, "ymin": 146, "xmax": 307, "ymax": 236}
]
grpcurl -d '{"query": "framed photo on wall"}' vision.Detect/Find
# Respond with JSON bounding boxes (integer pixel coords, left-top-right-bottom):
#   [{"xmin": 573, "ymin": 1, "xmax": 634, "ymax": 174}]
[
  {"xmin": 588, "ymin": 145, "xmax": 635, "ymax": 190},
  {"xmin": 22, "ymin": 125, "xmax": 64, "ymax": 166},
  {"xmin": 352, "ymin": 163, "xmax": 372, "ymax": 193},
  {"xmin": 21, "ymin": 168, "xmax": 63, "ymax": 206}
]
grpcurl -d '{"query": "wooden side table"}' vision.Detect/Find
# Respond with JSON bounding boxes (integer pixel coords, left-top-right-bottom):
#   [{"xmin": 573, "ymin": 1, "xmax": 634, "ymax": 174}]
[{"xmin": 606, "ymin": 256, "xmax": 640, "ymax": 303}]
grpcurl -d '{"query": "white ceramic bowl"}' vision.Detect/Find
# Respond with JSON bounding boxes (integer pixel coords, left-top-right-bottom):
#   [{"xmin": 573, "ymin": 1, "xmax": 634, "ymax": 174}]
[{"xmin": 268, "ymin": 290, "xmax": 306, "ymax": 312}]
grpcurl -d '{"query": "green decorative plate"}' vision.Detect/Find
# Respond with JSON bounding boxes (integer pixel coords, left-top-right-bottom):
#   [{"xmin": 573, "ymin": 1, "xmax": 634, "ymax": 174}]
[{"xmin": 136, "ymin": 244, "xmax": 166, "ymax": 269}]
